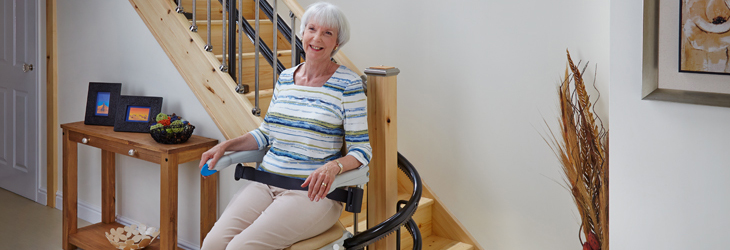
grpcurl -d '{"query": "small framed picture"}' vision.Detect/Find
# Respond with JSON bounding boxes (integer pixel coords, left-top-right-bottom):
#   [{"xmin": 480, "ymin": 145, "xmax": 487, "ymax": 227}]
[
  {"xmin": 84, "ymin": 82, "xmax": 122, "ymax": 126},
  {"xmin": 113, "ymin": 95, "xmax": 163, "ymax": 133}
]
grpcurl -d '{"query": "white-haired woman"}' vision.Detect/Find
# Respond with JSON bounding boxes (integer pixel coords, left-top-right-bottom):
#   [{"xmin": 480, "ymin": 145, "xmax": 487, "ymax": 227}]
[{"xmin": 199, "ymin": 2, "xmax": 370, "ymax": 249}]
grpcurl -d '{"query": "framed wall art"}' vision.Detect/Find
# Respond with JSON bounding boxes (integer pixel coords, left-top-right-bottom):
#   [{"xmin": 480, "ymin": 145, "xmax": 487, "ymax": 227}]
[
  {"xmin": 114, "ymin": 95, "xmax": 163, "ymax": 133},
  {"xmin": 642, "ymin": 0, "xmax": 730, "ymax": 107},
  {"xmin": 84, "ymin": 82, "xmax": 122, "ymax": 126},
  {"xmin": 679, "ymin": 0, "xmax": 730, "ymax": 74}
]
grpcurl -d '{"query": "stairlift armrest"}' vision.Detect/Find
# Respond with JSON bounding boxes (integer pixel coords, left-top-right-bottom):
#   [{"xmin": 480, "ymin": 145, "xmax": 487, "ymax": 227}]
[
  {"xmin": 200, "ymin": 148, "xmax": 269, "ymax": 176},
  {"xmin": 331, "ymin": 166, "xmax": 369, "ymax": 191}
]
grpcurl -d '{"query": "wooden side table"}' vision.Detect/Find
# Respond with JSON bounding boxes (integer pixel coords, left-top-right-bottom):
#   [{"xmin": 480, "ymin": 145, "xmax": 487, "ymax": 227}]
[{"xmin": 61, "ymin": 121, "xmax": 219, "ymax": 250}]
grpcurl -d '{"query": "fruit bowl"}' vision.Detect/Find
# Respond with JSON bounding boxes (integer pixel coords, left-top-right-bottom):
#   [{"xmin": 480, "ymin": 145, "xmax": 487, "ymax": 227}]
[
  {"xmin": 149, "ymin": 113, "xmax": 194, "ymax": 144},
  {"xmin": 150, "ymin": 124, "xmax": 195, "ymax": 144}
]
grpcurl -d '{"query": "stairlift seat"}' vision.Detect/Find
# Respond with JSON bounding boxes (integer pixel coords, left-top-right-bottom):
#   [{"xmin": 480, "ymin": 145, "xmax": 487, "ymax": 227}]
[{"xmin": 201, "ymin": 148, "xmax": 368, "ymax": 249}]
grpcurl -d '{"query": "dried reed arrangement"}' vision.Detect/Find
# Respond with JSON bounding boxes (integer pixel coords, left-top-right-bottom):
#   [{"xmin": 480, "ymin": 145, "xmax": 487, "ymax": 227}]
[{"xmin": 545, "ymin": 50, "xmax": 608, "ymax": 250}]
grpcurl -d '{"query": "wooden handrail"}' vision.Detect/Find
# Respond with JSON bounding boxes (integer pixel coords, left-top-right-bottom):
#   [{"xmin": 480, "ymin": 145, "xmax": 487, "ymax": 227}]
[{"xmin": 280, "ymin": 0, "xmax": 362, "ymax": 76}]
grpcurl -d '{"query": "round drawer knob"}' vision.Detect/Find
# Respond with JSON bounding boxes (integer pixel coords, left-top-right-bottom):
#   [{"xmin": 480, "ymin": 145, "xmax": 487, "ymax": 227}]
[
  {"xmin": 81, "ymin": 138, "xmax": 90, "ymax": 144},
  {"xmin": 128, "ymin": 149, "xmax": 136, "ymax": 156}
]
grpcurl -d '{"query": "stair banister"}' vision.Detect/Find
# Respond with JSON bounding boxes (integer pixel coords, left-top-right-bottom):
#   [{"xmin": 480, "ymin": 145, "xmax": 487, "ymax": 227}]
[
  {"xmin": 190, "ymin": 0, "xmax": 198, "ymax": 31},
  {"xmin": 252, "ymin": 0, "xmax": 262, "ymax": 115},
  {"xmin": 290, "ymin": 12, "xmax": 297, "ymax": 67},
  {"xmin": 220, "ymin": 0, "xmax": 228, "ymax": 72},
  {"xmin": 236, "ymin": 0, "xmax": 244, "ymax": 93},
  {"xmin": 365, "ymin": 66, "xmax": 401, "ymax": 250},
  {"xmin": 271, "ymin": 0, "xmax": 278, "ymax": 90},
  {"xmin": 227, "ymin": 0, "xmax": 237, "ymax": 84},
  {"xmin": 204, "ymin": 0, "xmax": 212, "ymax": 51}
]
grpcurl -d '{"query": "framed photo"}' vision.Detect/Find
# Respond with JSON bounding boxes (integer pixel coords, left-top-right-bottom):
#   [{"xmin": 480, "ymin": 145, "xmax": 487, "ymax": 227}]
[
  {"xmin": 113, "ymin": 95, "xmax": 163, "ymax": 133},
  {"xmin": 642, "ymin": 0, "xmax": 730, "ymax": 107},
  {"xmin": 84, "ymin": 82, "xmax": 122, "ymax": 126},
  {"xmin": 679, "ymin": 0, "xmax": 730, "ymax": 74}
]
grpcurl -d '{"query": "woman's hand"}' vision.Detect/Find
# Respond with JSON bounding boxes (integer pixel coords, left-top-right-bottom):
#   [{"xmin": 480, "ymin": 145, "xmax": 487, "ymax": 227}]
[
  {"xmin": 301, "ymin": 162, "xmax": 340, "ymax": 202},
  {"xmin": 198, "ymin": 142, "xmax": 228, "ymax": 177}
]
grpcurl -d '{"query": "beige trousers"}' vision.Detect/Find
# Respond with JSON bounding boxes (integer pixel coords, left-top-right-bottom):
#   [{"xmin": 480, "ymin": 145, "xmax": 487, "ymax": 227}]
[{"xmin": 201, "ymin": 182, "xmax": 343, "ymax": 250}]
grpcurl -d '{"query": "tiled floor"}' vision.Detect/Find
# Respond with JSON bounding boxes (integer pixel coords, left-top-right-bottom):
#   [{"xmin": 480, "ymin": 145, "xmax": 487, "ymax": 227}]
[{"xmin": 0, "ymin": 188, "xmax": 91, "ymax": 250}]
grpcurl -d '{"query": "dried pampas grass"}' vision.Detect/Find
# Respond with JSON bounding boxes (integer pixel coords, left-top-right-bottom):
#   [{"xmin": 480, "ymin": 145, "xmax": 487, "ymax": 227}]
[{"xmin": 545, "ymin": 50, "xmax": 608, "ymax": 250}]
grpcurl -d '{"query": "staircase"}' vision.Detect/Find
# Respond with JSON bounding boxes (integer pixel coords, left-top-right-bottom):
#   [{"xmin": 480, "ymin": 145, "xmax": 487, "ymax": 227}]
[{"xmin": 132, "ymin": 0, "xmax": 481, "ymax": 249}]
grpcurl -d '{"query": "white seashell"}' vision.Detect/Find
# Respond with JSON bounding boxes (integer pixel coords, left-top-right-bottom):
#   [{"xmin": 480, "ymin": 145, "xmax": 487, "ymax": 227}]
[{"xmin": 145, "ymin": 227, "xmax": 157, "ymax": 236}]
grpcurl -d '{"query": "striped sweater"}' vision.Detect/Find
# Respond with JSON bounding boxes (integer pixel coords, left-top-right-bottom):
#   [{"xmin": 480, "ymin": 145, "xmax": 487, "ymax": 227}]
[{"xmin": 249, "ymin": 64, "xmax": 372, "ymax": 179}]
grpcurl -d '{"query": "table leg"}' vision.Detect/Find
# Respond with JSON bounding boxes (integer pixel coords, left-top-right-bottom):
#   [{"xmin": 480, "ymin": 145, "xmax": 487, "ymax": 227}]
[
  {"xmin": 200, "ymin": 171, "xmax": 218, "ymax": 244},
  {"xmin": 62, "ymin": 130, "xmax": 77, "ymax": 250},
  {"xmin": 160, "ymin": 154, "xmax": 179, "ymax": 250},
  {"xmin": 101, "ymin": 149, "xmax": 116, "ymax": 223}
]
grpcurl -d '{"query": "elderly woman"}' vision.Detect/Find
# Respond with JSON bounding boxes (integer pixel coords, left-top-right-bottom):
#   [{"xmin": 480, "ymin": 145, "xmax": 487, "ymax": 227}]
[{"xmin": 199, "ymin": 2, "xmax": 370, "ymax": 249}]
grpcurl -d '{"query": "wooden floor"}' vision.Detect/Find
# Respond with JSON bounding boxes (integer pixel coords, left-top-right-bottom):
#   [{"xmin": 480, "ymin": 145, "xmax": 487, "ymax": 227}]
[{"xmin": 0, "ymin": 188, "xmax": 91, "ymax": 250}]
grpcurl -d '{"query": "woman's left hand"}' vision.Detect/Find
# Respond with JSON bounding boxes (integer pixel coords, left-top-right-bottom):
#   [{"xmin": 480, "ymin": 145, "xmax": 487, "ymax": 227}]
[{"xmin": 301, "ymin": 162, "xmax": 340, "ymax": 202}]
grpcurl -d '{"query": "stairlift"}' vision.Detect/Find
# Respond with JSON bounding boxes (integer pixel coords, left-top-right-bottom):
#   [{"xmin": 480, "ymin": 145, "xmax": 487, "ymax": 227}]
[{"xmin": 201, "ymin": 148, "xmax": 369, "ymax": 250}]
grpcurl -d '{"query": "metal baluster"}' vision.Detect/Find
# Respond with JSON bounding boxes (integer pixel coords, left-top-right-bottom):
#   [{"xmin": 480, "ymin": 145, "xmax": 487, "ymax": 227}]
[
  {"xmin": 290, "ymin": 12, "xmax": 296, "ymax": 68},
  {"xmin": 272, "ymin": 0, "xmax": 278, "ymax": 90},
  {"xmin": 236, "ymin": 0, "xmax": 244, "ymax": 93},
  {"xmin": 220, "ymin": 0, "xmax": 228, "ymax": 72},
  {"xmin": 204, "ymin": 0, "xmax": 212, "ymax": 51},
  {"xmin": 228, "ymin": 0, "xmax": 236, "ymax": 81},
  {"xmin": 190, "ymin": 0, "xmax": 198, "ymax": 32},
  {"xmin": 251, "ymin": 0, "xmax": 261, "ymax": 116},
  {"xmin": 176, "ymin": 0, "xmax": 184, "ymax": 13}
]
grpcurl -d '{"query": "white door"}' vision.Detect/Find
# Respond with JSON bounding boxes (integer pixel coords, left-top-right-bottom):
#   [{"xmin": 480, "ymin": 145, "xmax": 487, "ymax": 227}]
[{"xmin": 0, "ymin": 0, "xmax": 39, "ymax": 201}]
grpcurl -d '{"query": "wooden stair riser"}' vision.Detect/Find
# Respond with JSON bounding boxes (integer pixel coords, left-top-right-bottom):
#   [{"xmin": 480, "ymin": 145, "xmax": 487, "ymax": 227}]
[
  {"xmin": 343, "ymin": 197, "xmax": 433, "ymax": 238},
  {"xmin": 244, "ymin": 89, "xmax": 272, "ymax": 117},
  {"xmin": 398, "ymin": 199, "xmax": 433, "ymax": 245},
  {"xmin": 403, "ymin": 235, "xmax": 474, "ymax": 250},
  {"xmin": 195, "ymin": 20, "xmax": 292, "ymax": 55},
  {"xmin": 236, "ymin": 56, "xmax": 290, "ymax": 89},
  {"xmin": 181, "ymin": 0, "xmax": 258, "ymax": 20}
]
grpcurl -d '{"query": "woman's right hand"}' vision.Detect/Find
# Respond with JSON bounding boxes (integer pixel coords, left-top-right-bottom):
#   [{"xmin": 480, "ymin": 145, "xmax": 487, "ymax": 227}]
[{"xmin": 198, "ymin": 142, "xmax": 228, "ymax": 173}]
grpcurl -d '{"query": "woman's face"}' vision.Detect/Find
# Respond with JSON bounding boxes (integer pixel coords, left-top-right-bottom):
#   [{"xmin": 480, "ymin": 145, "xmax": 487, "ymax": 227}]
[{"xmin": 302, "ymin": 20, "xmax": 338, "ymax": 62}]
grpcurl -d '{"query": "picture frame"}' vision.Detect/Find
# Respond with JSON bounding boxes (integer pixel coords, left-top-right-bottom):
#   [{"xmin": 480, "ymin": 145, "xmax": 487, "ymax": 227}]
[
  {"xmin": 84, "ymin": 82, "xmax": 122, "ymax": 126},
  {"xmin": 678, "ymin": 0, "xmax": 730, "ymax": 75},
  {"xmin": 113, "ymin": 95, "xmax": 163, "ymax": 133},
  {"xmin": 642, "ymin": 0, "xmax": 730, "ymax": 107}
]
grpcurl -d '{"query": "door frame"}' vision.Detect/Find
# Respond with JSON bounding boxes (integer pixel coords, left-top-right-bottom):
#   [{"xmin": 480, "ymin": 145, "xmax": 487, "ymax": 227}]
[{"xmin": 44, "ymin": 0, "xmax": 58, "ymax": 207}]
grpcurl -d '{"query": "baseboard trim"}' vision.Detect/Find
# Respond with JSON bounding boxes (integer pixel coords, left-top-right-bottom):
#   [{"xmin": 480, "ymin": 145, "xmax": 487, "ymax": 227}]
[{"xmin": 38, "ymin": 189, "xmax": 199, "ymax": 250}]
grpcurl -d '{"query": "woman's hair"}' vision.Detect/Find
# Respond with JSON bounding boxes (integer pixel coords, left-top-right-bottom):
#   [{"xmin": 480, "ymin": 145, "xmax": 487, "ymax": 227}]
[{"xmin": 299, "ymin": 2, "xmax": 350, "ymax": 57}]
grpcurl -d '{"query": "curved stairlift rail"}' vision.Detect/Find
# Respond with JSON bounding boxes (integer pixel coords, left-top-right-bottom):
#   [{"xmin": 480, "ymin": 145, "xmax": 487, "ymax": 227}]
[{"xmin": 344, "ymin": 152, "xmax": 423, "ymax": 249}]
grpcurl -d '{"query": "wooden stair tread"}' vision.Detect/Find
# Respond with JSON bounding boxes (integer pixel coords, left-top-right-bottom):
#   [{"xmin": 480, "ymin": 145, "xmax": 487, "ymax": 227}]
[
  {"xmin": 244, "ymin": 88, "xmax": 274, "ymax": 98},
  {"xmin": 215, "ymin": 50, "xmax": 291, "ymax": 60},
  {"xmin": 342, "ymin": 196, "xmax": 433, "ymax": 229},
  {"xmin": 341, "ymin": 195, "xmax": 433, "ymax": 226},
  {"xmin": 195, "ymin": 19, "xmax": 272, "ymax": 25},
  {"xmin": 403, "ymin": 235, "xmax": 474, "ymax": 250}
]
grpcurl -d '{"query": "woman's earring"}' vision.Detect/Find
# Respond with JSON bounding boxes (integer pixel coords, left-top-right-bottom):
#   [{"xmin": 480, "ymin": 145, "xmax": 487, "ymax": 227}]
[{"xmin": 334, "ymin": 45, "xmax": 339, "ymax": 51}]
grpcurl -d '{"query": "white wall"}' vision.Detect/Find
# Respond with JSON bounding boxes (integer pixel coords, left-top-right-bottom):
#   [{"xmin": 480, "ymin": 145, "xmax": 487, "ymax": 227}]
[
  {"xmin": 52, "ymin": 0, "xmax": 231, "ymax": 247},
  {"xmin": 297, "ymin": 1, "xmax": 610, "ymax": 249},
  {"xmin": 49, "ymin": 0, "xmax": 611, "ymax": 249},
  {"xmin": 610, "ymin": 0, "xmax": 730, "ymax": 249}
]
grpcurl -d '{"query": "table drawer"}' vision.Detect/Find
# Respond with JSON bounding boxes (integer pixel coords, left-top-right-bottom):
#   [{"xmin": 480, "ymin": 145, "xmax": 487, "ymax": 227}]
[{"xmin": 67, "ymin": 131, "xmax": 159, "ymax": 162}]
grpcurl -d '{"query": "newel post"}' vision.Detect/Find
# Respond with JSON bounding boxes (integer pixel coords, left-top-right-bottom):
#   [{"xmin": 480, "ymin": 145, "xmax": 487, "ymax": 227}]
[{"xmin": 366, "ymin": 66, "xmax": 400, "ymax": 250}]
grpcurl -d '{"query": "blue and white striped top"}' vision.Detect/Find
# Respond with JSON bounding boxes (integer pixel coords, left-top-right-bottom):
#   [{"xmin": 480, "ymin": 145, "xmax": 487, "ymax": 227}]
[{"xmin": 249, "ymin": 64, "xmax": 372, "ymax": 179}]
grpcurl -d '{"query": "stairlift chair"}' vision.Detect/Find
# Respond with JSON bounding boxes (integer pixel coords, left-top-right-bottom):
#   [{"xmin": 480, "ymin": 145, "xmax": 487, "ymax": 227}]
[{"xmin": 200, "ymin": 148, "xmax": 369, "ymax": 250}]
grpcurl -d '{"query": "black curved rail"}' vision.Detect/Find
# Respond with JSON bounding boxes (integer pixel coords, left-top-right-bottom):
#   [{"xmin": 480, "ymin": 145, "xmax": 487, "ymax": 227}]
[{"xmin": 344, "ymin": 152, "xmax": 423, "ymax": 249}]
